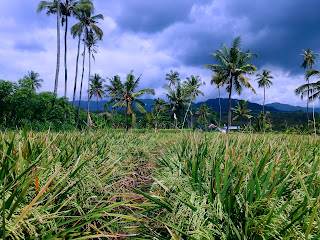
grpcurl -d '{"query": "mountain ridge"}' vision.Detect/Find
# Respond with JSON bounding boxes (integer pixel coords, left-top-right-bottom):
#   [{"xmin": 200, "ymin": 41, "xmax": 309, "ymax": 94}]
[{"xmin": 72, "ymin": 98, "xmax": 313, "ymax": 113}]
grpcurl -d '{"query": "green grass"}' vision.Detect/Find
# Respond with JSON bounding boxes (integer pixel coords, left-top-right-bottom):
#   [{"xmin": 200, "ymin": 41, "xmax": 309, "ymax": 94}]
[{"xmin": 1, "ymin": 130, "xmax": 319, "ymax": 239}]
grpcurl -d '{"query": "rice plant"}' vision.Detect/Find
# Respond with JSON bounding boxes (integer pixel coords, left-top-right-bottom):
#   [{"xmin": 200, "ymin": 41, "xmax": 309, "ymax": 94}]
[
  {"xmin": 0, "ymin": 129, "xmax": 177, "ymax": 239},
  {"xmin": 139, "ymin": 133, "xmax": 320, "ymax": 239}
]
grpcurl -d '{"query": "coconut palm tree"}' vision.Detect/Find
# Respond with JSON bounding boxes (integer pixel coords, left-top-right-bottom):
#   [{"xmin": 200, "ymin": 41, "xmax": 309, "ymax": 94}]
[
  {"xmin": 150, "ymin": 98, "xmax": 167, "ymax": 131},
  {"xmin": 194, "ymin": 103, "xmax": 212, "ymax": 129},
  {"xmin": 299, "ymin": 49, "xmax": 319, "ymax": 128},
  {"xmin": 182, "ymin": 75, "xmax": 205, "ymax": 128},
  {"xmin": 165, "ymin": 70, "xmax": 180, "ymax": 90},
  {"xmin": 71, "ymin": 5, "xmax": 103, "ymax": 107},
  {"xmin": 165, "ymin": 81, "xmax": 187, "ymax": 133},
  {"xmin": 295, "ymin": 69, "xmax": 320, "ymax": 134},
  {"xmin": 38, "ymin": 0, "xmax": 93, "ymax": 98},
  {"xmin": 61, "ymin": 0, "xmax": 95, "ymax": 98},
  {"xmin": 210, "ymin": 72, "xmax": 226, "ymax": 126},
  {"xmin": 231, "ymin": 100, "xmax": 252, "ymax": 128},
  {"xmin": 108, "ymin": 71, "xmax": 155, "ymax": 131},
  {"xmin": 83, "ymin": 29, "xmax": 99, "ymax": 124},
  {"xmin": 104, "ymin": 75, "xmax": 123, "ymax": 112},
  {"xmin": 206, "ymin": 36, "xmax": 257, "ymax": 133},
  {"xmin": 23, "ymin": 71, "xmax": 43, "ymax": 90},
  {"xmin": 37, "ymin": 0, "xmax": 61, "ymax": 95},
  {"xmin": 256, "ymin": 69, "xmax": 273, "ymax": 115},
  {"xmin": 89, "ymin": 74, "xmax": 105, "ymax": 112}
]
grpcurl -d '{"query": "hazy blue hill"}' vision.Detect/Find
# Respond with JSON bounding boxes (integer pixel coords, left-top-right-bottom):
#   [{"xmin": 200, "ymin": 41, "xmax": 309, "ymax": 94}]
[
  {"xmin": 266, "ymin": 102, "xmax": 320, "ymax": 113},
  {"xmin": 194, "ymin": 98, "xmax": 280, "ymax": 113},
  {"xmin": 72, "ymin": 98, "xmax": 318, "ymax": 114},
  {"xmin": 72, "ymin": 99, "xmax": 155, "ymax": 112}
]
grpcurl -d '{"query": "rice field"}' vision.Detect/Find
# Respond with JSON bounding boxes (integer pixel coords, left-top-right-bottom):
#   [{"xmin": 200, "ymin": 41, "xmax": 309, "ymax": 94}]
[{"xmin": 1, "ymin": 130, "xmax": 320, "ymax": 239}]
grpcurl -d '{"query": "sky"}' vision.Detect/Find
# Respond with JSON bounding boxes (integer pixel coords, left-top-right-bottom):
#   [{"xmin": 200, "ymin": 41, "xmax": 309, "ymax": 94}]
[{"xmin": 1, "ymin": 0, "xmax": 320, "ymax": 107}]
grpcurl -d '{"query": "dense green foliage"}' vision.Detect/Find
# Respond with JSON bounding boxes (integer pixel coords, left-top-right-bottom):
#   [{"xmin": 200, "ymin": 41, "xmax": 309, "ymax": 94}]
[{"xmin": 0, "ymin": 79, "xmax": 76, "ymax": 130}]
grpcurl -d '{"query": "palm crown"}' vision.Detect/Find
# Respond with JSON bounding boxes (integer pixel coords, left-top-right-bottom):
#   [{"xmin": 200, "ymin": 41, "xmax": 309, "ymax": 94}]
[
  {"xmin": 232, "ymin": 100, "xmax": 252, "ymax": 121},
  {"xmin": 107, "ymin": 71, "xmax": 155, "ymax": 131},
  {"xmin": 256, "ymin": 69, "xmax": 273, "ymax": 89},
  {"xmin": 183, "ymin": 75, "xmax": 205, "ymax": 100},
  {"xmin": 300, "ymin": 49, "xmax": 319, "ymax": 71},
  {"xmin": 89, "ymin": 74, "xmax": 105, "ymax": 111},
  {"xmin": 194, "ymin": 103, "xmax": 212, "ymax": 124},
  {"xmin": 23, "ymin": 71, "xmax": 43, "ymax": 90}
]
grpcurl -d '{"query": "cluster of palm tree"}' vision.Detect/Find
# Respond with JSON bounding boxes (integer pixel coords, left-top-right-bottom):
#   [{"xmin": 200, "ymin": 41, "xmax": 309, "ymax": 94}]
[
  {"xmin": 105, "ymin": 71, "xmax": 155, "ymax": 131},
  {"xmin": 206, "ymin": 36, "xmax": 276, "ymax": 133},
  {"xmin": 102, "ymin": 70, "xmax": 208, "ymax": 132},
  {"xmin": 163, "ymin": 71, "xmax": 205, "ymax": 132},
  {"xmin": 205, "ymin": 36, "xmax": 258, "ymax": 133},
  {"xmin": 37, "ymin": 0, "xmax": 104, "ymax": 125},
  {"xmin": 295, "ymin": 49, "xmax": 320, "ymax": 134}
]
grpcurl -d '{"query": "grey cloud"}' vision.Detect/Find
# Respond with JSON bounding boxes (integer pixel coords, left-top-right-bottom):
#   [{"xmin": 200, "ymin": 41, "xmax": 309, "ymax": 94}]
[{"xmin": 114, "ymin": 0, "xmax": 210, "ymax": 33}]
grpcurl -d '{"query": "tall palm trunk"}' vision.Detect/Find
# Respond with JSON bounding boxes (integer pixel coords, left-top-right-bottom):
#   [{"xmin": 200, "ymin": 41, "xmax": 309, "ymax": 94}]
[
  {"xmin": 175, "ymin": 116, "xmax": 177, "ymax": 133},
  {"xmin": 72, "ymin": 32, "xmax": 82, "ymax": 107},
  {"xmin": 190, "ymin": 106, "xmax": 193, "ymax": 128},
  {"xmin": 76, "ymin": 44, "xmax": 86, "ymax": 127},
  {"xmin": 182, "ymin": 99, "xmax": 192, "ymax": 129},
  {"xmin": 64, "ymin": 15, "xmax": 68, "ymax": 98},
  {"xmin": 126, "ymin": 101, "xmax": 129, "ymax": 131},
  {"xmin": 97, "ymin": 95, "xmax": 99, "ymax": 112},
  {"xmin": 263, "ymin": 86, "xmax": 265, "ymax": 115},
  {"xmin": 87, "ymin": 48, "xmax": 91, "ymax": 125},
  {"xmin": 54, "ymin": 0, "xmax": 61, "ymax": 95},
  {"xmin": 307, "ymin": 79, "xmax": 310, "ymax": 130},
  {"xmin": 218, "ymin": 87, "xmax": 221, "ymax": 126},
  {"xmin": 312, "ymin": 89, "xmax": 316, "ymax": 135},
  {"xmin": 227, "ymin": 78, "xmax": 233, "ymax": 134}
]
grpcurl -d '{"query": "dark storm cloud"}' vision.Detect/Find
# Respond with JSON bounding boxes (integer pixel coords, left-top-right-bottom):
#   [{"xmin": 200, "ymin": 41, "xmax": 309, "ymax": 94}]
[
  {"xmin": 227, "ymin": 0, "xmax": 320, "ymax": 73},
  {"xmin": 114, "ymin": 0, "xmax": 211, "ymax": 33},
  {"xmin": 160, "ymin": 0, "xmax": 320, "ymax": 74}
]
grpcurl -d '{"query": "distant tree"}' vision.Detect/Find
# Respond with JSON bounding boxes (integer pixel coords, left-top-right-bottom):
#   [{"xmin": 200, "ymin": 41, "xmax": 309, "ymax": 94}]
[
  {"xmin": 299, "ymin": 49, "xmax": 318, "ymax": 128},
  {"xmin": 165, "ymin": 70, "xmax": 180, "ymax": 90},
  {"xmin": 206, "ymin": 36, "xmax": 257, "ymax": 133},
  {"xmin": 194, "ymin": 103, "xmax": 212, "ymax": 129},
  {"xmin": 295, "ymin": 70, "xmax": 320, "ymax": 135},
  {"xmin": 210, "ymin": 72, "xmax": 226, "ymax": 126},
  {"xmin": 104, "ymin": 75, "xmax": 123, "ymax": 112},
  {"xmin": 164, "ymin": 78, "xmax": 188, "ymax": 133},
  {"xmin": 108, "ymin": 71, "xmax": 155, "ymax": 131},
  {"xmin": 150, "ymin": 98, "xmax": 167, "ymax": 131},
  {"xmin": 182, "ymin": 75, "xmax": 205, "ymax": 128},
  {"xmin": 256, "ymin": 69, "xmax": 273, "ymax": 115},
  {"xmin": 89, "ymin": 74, "xmax": 105, "ymax": 111},
  {"xmin": 255, "ymin": 111, "xmax": 271, "ymax": 133},
  {"xmin": 23, "ymin": 71, "xmax": 43, "ymax": 90},
  {"xmin": 232, "ymin": 100, "xmax": 253, "ymax": 128}
]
